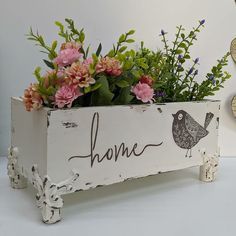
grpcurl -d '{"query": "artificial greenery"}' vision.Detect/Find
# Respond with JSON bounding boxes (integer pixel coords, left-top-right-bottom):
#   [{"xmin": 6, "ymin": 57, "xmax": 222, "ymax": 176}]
[
  {"xmin": 134, "ymin": 20, "xmax": 231, "ymax": 102},
  {"xmin": 24, "ymin": 19, "xmax": 231, "ymax": 111}
]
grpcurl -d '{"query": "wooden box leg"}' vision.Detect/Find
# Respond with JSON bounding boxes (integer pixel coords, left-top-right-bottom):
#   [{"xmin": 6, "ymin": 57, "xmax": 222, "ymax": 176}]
[
  {"xmin": 199, "ymin": 150, "xmax": 219, "ymax": 182},
  {"xmin": 32, "ymin": 165, "xmax": 79, "ymax": 224},
  {"xmin": 7, "ymin": 147, "xmax": 27, "ymax": 189}
]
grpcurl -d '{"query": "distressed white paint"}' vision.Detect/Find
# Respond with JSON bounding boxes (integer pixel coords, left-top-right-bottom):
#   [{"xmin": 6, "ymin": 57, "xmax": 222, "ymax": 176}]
[
  {"xmin": 199, "ymin": 149, "xmax": 219, "ymax": 182},
  {"xmin": 32, "ymin": 165, "xmax": 79, "ymax": 224},
  {"xmin": 7, "ymin": 146, "xmax": 27, "ymax": 189},
  {"xmin": 10, "ymin": 97, "xmax": 220, "ymax": 223}
]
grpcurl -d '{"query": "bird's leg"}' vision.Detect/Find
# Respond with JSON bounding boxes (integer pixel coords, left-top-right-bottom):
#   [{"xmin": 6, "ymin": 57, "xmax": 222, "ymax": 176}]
[
  {"xmin": 189, "ymin": 149, "xmax": 192, "ymax": 158},
  {"xmin": 185, "ymin": 149, "xmax": 189, "ymax": 157}
]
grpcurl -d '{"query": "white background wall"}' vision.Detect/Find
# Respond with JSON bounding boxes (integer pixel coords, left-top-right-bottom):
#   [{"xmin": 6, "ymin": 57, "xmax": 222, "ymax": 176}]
[{"xmin": 0, "ymin": 0, "xmax": 236, "ymax": 156}]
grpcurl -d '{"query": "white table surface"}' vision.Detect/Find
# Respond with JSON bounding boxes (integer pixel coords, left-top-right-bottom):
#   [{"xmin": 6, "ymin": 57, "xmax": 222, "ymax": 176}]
[{"xmin": 0, "ymin": 156, "xmax": 235, "ymax": 236}]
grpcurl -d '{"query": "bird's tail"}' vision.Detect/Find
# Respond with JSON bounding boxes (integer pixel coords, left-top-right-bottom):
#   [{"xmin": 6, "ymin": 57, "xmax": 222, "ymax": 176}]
[{"xmin": 204, "ymin": 112, "xmax": 214, "ymax": 129}]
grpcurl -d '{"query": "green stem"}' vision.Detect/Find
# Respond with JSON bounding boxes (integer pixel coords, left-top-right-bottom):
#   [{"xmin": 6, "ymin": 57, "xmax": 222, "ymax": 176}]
[
  {"xmin": 161, "ymin": 33, "xmax": 169, "ymax": 56},
  {"xmin": 170, "ymin": 26, "xmax": 182, "ymax": 69}
]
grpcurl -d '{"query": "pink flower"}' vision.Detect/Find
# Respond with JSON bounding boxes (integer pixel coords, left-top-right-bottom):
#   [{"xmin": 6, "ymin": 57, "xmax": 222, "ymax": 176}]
[
  {"xmin": 54, "ymin": 42, "xmax": 83, "ymax": 67},
  {"xmin": 96, "ymin": 57, "xmax": 122, "ymax": 76},
  {"xmin": 57, "ymin": 69, "xmax": 65, "ymax": 79},
  {"xmin": 83, "ymin": 57, "xmax": 93, "ymax": 67},
  {"xmin": 65, "ymin": 62, "xmax": 95, "ymax": 88},
  {"xmin": 23, "ymin": 83, "xmax": 43, "ymax": 111},
  {"xmin": 131, "ymin": 82, "xmax": 155, "ymax": 103},
  {"xmin": 55, "ymin": 85, "xmax": 82, "ymax": 108}
]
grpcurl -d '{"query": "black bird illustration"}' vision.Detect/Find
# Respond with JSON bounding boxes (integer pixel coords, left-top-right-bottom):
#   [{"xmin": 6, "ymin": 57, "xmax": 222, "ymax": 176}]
[{"xmin": 172, "ymin": 110, "xmax": 214, "ymax": 157}]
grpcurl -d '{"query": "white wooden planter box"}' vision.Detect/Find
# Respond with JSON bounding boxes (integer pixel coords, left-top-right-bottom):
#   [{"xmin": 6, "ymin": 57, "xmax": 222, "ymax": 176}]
[{"xmin": 8, "ymin": 97, "xmax": 220, "ymax": 224}]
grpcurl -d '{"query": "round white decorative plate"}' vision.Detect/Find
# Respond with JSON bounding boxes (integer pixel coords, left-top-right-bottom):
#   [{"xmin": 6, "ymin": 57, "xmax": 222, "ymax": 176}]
[
  {"xmin": 231, "ymin": 96, "xmax": 236, "ymax": 117},
  {"xmin": 230, "ymin": 38, "xmax": 236, "ymax": 63}
]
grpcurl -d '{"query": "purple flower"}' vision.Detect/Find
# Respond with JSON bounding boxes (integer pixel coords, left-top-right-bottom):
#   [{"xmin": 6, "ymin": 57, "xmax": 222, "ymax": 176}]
[
  {"xmin": 178, "ymin": 54, "xmax": 183, "ymax": 60},
  {"xmin": 161, "ymin": 29, "xmax": 166, "ymax": 36},
  {"xmin": 194, "ymin": 58, "xmax": 199, "ymax": 64},
  {"xmin": 177, "ymin": 63, "xmax": 182, "ymax": 68},
  {"xmin": 156, "ymin": 91, "xmax": 165, "ymax": 97},
  {"xmin": 194, "ymin": 70, "xmax": 198, "ymax": 76},
  {"xmin": 208, "ymin": 75, "xmax": 216, "ymax": 85},
  {"xmin": 200, "ymin": 19, "xmax": 205, "ymax": 25},
  {"xmin": 188, "ymin": 68, "xmax": 194, "ymax": 75},
  {"xmin": 177, "ymin": 64, "xmax": 183, "ymax": 71},
  {"xmin": 208, "ymin": 75, "xmax": 214, "ymax": 80}
]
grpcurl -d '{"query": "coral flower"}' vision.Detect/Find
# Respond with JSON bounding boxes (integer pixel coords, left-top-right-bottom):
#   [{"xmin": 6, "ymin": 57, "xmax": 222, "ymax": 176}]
[
  {"xmin": 54, "ymin": 42, "xmax": 83, "ymax": 67},
  {"xmin": 43, "ymin": 70, "xmax": 66, "ymax": 88},
  {"xmin": 55, "ymin": 85, "xmax": 82, "ymax": 108},
  {"xmin": 139, "ymin": 75, "xmax": 154, "ymax": 86},
  {"xmin": 131, "ymin": 82, "xmax": 155, "ymax": 103},
  {"xmin": 23, "ymin": 83, "xmax": 43, "ymax": 111},
  {"xmin": 65, "ymin": 62, "xmax": 95, "ymax": 88},
  {"xmin": 60, "ymin": 42, "xmax": 81, "ymax": 50},
  {"xmin": 96, "ymin": 57, "xmax": 122, "ymax": 76}
]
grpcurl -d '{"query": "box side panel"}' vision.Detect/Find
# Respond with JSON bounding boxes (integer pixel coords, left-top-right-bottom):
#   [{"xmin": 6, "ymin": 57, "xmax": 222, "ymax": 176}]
[
  {"xmin": 47, "ymin": 101, "xmax": 220, "ymax": 190},
  {"xmin": 11, "ymin": 98, "xmax": 47, "ymax": 180}
]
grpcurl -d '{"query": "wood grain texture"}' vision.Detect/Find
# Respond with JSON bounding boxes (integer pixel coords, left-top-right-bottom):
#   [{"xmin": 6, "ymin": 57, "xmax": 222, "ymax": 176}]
[{"xmin": 11, "ymin": 98, "xmax": 220, "ymax": 188}]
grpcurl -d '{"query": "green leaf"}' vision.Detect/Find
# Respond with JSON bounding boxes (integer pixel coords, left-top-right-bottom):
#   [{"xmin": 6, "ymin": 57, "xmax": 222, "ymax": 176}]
[
  {"xmin": 43, "ymin": 59, "xmax": 55, "ymax": 69},
  {"xmin": 47, "ymin": 86, "xmax": 56, "ymax": 94},
  {"xmin": 123, "ymin": 60, "xmax": 134, "ymax": 70},
  {"xmin": 92, "ymin": 53, "xmax": 98, "ymax": 64},
  {"xmin": 131, "ymin": 70, "xmax": 142, "ymax": 78},
  {"xmin": 113, "ymin": 87, "xmax": 133, "ymax": 105},
  {"xmin": 51, "ymin": 40, "xmax": 57, "ymax": 51},
  {"xmin": 79, "ymin": 31, "xmax": 85, "ymax": 43},
  {"xmin": 88, "ymin": 66, "xmax": 95, "ymax": 74},
  {"xmin": 179, "ymin": 42, "xmax": 187, "ymax": 49},
  {"xmin": 34, "ymin": 67, "xmax": 42, "ymax": 82},
  {"xmin": 129, "ymin": 49, "xmax": 136, "ymax": 57},
  {"xmin": 119, "ymin": 34, "xmax": 125, "ymax": 43},
  {"xmin": 189, "ymin": 31, "xmax": 195, "ymax": 38},
  {"xmin": 91, "ymin": 76, "xmax": 114, "ymax": 105},
  {"xmin": 127, "ymin": 29, "xmax": 135, "ymax": 35},
  {"xmin": 184, "ymin": 54, "xmax": 191, "ymax": 59},
  {"xmin": 126, "ymin": 39, "xmax": 135, "ymax": 43},
  {"xmin": 96, "ymin": 43, "xmax": 102, "ymax": 56},
  {"xmin": 177, "ymin": 67, "xmax": 184, "ymax": 72},
  {"xmin": 84, "ymin": 87, "xmax": 91, "ymax": 94},
  {"xmin": 85, "ymin": 45, "xmax": 90, "ymax": 58},
  {"xmin": 107, "ymin": 49, "xmax": 115, "ymax": 57},
  {"xmin": 90, "ymin": 83, "xmax": 102, "ymax": 91},
  {"xmin": 38, "ymin": 85, "xmax": 54, "ymax": 96},
  {"xmin": 55, "ymin": 21, "xmax": 64, "ymax": 31},
  {"xmin": 118, "ymin": 46, "xmax": 127, "ymax": 53},
  {"xmin": 116, "ymin": 80, "xmax": 130, "ymax": 88},
  {"xmin": 175, "ymin": 49, "xmax": 183, "ymax": 54}
]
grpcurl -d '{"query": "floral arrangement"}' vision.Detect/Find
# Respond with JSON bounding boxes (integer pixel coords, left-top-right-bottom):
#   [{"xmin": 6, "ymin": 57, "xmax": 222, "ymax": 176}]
[{"xmin": 23, "ymin": 19, "xmax": 231, "ymax": 111}]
